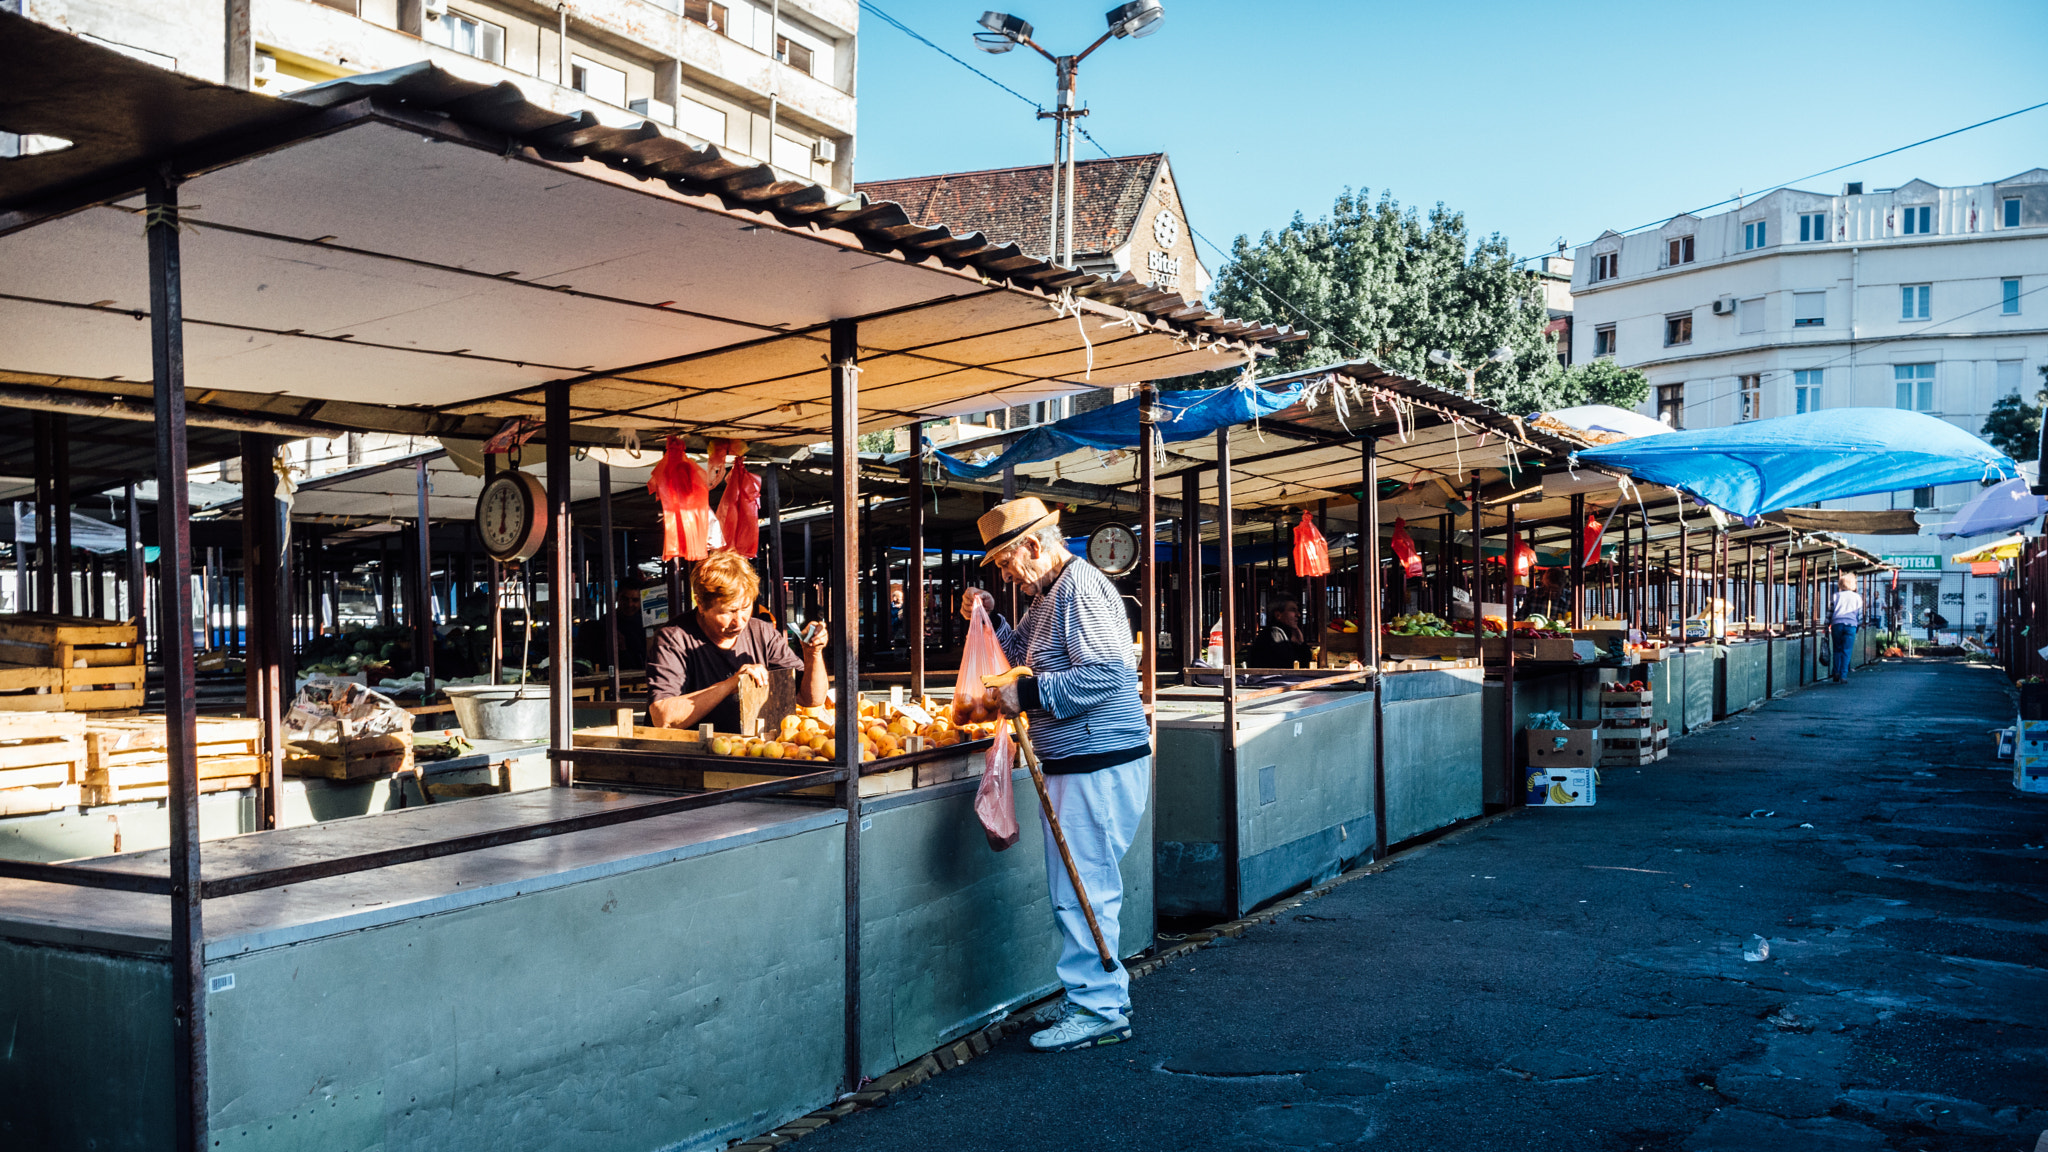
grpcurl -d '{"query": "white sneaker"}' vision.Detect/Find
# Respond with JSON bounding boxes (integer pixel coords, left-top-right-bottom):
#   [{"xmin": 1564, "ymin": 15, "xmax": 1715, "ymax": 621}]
[
  {"xmin": 1028, "ymin": 998, "xmax": 1133, "ymax": 1029},
  {"xmin": 1028, "ymin": 1008, "xmax": 1131, "ymax": 1052}
]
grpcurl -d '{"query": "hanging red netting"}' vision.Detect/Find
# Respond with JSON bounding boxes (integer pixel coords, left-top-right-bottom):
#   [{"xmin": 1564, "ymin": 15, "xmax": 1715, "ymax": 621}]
[
  {"xmin": 1582, "ymin": 512, "xmax": 1605, "ymax": 565},
  {"xmin": 648, "ymin": 437, "xmax": 713, "ymax": 562},
  {"xmin": 711, "ymin": 439, "xmax": 761, "ymax": 558},
  {"xmin": 1292, "ymin": 510, "xmax": 1330, "ymax": 577},
  {"xmin": 1389, "ymin": 517, "xmax": 1424, "ymax": 579}
]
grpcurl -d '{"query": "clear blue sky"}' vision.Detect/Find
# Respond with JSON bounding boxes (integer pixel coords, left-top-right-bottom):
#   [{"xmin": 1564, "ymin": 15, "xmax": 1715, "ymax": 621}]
[{"xmin": 853, "ymin": 0, "xmax": 2048, "ymax": 279}]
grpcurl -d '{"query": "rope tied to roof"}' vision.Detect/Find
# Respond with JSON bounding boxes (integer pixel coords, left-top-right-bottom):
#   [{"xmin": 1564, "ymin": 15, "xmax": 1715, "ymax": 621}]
[
  {"xmin": 1050, "ymin": 291, "xmax": 1094, "ymax": 381},
  {"xmin": 141, "ymin": 202, "xmax": 202, "ymax": 236}
]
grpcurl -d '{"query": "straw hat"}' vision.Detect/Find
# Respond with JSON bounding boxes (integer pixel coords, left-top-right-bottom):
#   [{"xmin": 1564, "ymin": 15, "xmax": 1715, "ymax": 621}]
[{"xmin": 976, "ymin": 496, "xmax": 1062, "ymax": 565}]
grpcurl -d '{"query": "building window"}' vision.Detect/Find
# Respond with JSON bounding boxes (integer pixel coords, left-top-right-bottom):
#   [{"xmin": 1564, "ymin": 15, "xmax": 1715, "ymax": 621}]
[
  {"xmin": 1666, "ymin": 235, "xmax": 1695, "ymax": 266},
  {"xmin": 1799, "ymin": 212, "xmax": 1827, "ymax": 242},
  {"xmin": 776, "ymin": 35, "xmax": 814, "ymax": 74},
  {"xmin": 1911, "ymin": 486, "xmax": 1935, "ymax": 509},
  {"xmin": 1593, "ymin": 252, "xmax": 1618, "ymax": 281},
  {"xmin": 2005, "ymin": 197, "xmax": 2022, "ymax": 229},
  {"xmin": 1794, "ymin": 369, "xmax": 1822, "ymax": 414},
  {"xmin": 1743, "ymin": 220, "xmax": 1767, "ymax": 250},
  {"xmin": 1998, "ymin": 360, "xmax": 2023, "ymax": 396},
  {"xmin": 426, "ymin": 9, "xmax": 505, "ymax": 64},
  {"xmin": 685, "ymin": 0, "xmax": 730, "ymax": 33},
  {"xmin": 2004, "ymin": 277, "xmax": 2022, "ymax": 315},
  {"xmin": 1656, "ymin": 384, "xmax": 1684, "ymax": 428},
  {"xmin": 1900, "ymin": 205, "xmax": 1933, "ymax": 235},
  {"xmin": 1738, "ymin": 296, "xmax": 1764, "ymax": 334},
  {"xmin": 1900, "ymin": 284, "xmax": 1931, "ymax": 320},
  {"xmin": 569, "ymin": 56, "xmax": 627, "ymax": 107},
  {"xmin": 1894, "ymin": 363, "xmax": 1935, "ymax": 412},
  {"xmin": 1664, "ymin": 312, "xmax": 1693, "ymax": 346},
  {"xmin": 1738, "ymin": 374, "xmax": 1761, "ymax": 421},
  {"xmin": 1793, "ymin": 291, "xmax": 1825, "ymax": 328},
  {"xmin": 1593, "ymin": 324, "xmax": 1616, "ymax": 358}
]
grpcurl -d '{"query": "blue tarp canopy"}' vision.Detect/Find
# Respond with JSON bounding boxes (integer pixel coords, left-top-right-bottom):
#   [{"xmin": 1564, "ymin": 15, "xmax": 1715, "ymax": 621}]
[
  {"xmin": 1576, "ymin": 408, "xmax": 2019, "ymax": 518},
  {"xmin": 930, "ymin": 380, "xmax": 1306, "ymax": 480},
  {"xmin": 1934, "ymin": 477, "xmax": 2048, "ymax": 539}
]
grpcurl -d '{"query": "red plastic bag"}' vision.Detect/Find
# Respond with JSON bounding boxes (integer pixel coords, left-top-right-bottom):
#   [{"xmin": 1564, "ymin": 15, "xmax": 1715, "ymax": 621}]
[
  {"xmin": 1291, "ymin": 510, "xmax": 1330, "ymax": 577},
  {"xmin": 711, "ymin": 439, "xmax": 761, "ymax": 558},
  {"xmin": 956, "ymin": 598, "xmax": 1019, "ymax": 852},
  {"xmin": 1510, "ymin": 535, "xmax": 1536, "ymax": 577},
  {"xmin": 648, "ymin": 437, "xmax": 713, "ymax": 562},
  {"xmin": 1582, "ymin": 512, "xmax": 1605, "ymax": 565},
  {"xmin": 1389, "ymin": 517, "xmax": 1423, "ymax": 579}
]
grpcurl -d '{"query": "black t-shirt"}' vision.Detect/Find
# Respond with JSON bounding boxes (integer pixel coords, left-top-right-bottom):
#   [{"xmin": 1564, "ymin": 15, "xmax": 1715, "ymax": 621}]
[
  {"xmin": 1244, "ymin": 624, "xmax": 1313, "ymax": 669},
  {"xmin": 646, "ymin": 615, "xmax": 802, "ymax": 734}
]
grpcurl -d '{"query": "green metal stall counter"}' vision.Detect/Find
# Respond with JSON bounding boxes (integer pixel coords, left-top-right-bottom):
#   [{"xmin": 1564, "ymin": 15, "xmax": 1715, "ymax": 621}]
[
  {"xmin": 1153, "ymin": 689, "xmax": 1377, "ymax": 922},
  {"xmin": 0, "ymin": 791, "xmax": 852, "ymax": 1152},
  {"xmin": 1381, "ymin": 669, "xmax": 1483, "ymax": 842}
]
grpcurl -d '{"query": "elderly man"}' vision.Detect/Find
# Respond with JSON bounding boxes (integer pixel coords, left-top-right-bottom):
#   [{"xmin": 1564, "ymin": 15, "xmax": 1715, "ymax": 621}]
[{"xmin": 964, "ymin": 497, "xmax": 1150, "ymax": 1053}]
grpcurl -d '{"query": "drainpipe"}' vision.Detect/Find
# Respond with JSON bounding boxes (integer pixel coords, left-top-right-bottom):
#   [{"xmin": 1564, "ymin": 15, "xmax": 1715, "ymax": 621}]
[{"xmin": 557, "ymin": 4, "xmax": 568, "ymax": 88}]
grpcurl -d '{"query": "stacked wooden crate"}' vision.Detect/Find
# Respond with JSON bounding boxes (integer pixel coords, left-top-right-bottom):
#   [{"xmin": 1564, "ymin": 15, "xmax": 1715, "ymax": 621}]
[
  {"xmin": 82, "ymin": 716, "xmax": 266, "ymax": 805},
  {"xmin": 0, "ymin": 614, "xmax": 145, "ymax": 713},
  {"xmin": 1597, "ymin": 689, "xmax": 1669, "ymax": 766},
  {"xmin": 0, "ymin": 712, "xmax": 87, "ymax": 815}
]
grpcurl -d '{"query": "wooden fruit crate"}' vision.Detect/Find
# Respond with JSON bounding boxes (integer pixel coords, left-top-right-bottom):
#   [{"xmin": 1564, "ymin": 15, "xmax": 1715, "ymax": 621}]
[
  {"xmin": 82, "ymin": 715, "xmax": 268, "ymax": 805},
  {"xmin": 0, "ymin": 614, "xmax": 145, "ymax": 712},
  {"xmin": 0, "ymin": 711, "xmax": 88, "ymax": 814},
  {"xmin": 1380, "ymin": 634, "xmax": 1478, "ymax": 658},
  {"xmin": 1483, "ymin": 636, "xmax": 1578, "ymax": 663}
]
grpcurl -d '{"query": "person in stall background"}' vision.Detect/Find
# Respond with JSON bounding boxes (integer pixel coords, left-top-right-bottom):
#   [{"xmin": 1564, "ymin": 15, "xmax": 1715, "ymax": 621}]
[
  {"xmin": 1245, "ymin": 596, "xmax": 1313, "ymax": 668},
  {"xmin": 1828, "ymin": 572, "xmax": 1864, "ymax": 684},
  {"xmin": 646, "ymin": 550, "xmax": 828, "ymax": 731}
]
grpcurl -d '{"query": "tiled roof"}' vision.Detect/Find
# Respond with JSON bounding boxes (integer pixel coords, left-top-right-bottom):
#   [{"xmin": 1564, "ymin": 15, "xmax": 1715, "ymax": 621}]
[{"xmin": 857, "ymin": 154, "xmax": 1165, "ymax": 259}]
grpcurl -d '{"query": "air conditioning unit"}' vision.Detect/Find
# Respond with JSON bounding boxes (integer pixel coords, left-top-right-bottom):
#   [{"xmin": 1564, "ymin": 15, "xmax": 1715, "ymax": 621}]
[
  {"xmin": 1710, "ymin": 297, "xmax": 1737, "ymax": 316},
  {"xmin": 811, "ymin": 137, "xmax": 837, "ymax": 165},
  {"xmin": 423, "ymin": 0, "xmax": 449, "ymax": 19}
]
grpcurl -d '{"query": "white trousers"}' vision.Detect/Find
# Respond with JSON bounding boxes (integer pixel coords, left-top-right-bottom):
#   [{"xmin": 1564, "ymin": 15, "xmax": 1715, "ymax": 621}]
[{"xmin": 1038, "ymin": 754, "xmax": 1150, "ymax": 1018}]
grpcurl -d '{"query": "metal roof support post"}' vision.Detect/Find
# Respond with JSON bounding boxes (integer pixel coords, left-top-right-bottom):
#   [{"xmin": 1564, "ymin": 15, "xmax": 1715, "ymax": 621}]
[
  {"xmin": 941, "ymin": 534, "xmax": 956, "ymax": 651},
  {"xmin": 1138, "ymin": 383, "xmax": 1157, "ymax": 712},
  {"xmin": 599, "ymin": 461, "xmax": 620, "ymax": 702},
  {"xmin": 1315, "ymin": 498, "xmax": 1331, "ymax": 630},
  {"xmin": 829, "ymin": 320, "xmax": 864, "ymax": 1091},
  {"xmin": 1569, "ymin": 494, "xmax": 1585, "ymax": 626},
  {"xmin": 1436, "ymin": 514, "xmax": 1451, "ymax": 622},
  {"xmin": 908, "ymin": 427, "xmax": 926, "ymax": 699},
  {"xmin": 764, "ymin": 463, "xmax": 787, "ymax": 648},
  {"xmin": 484, "ymin": 452, "xmax": 503, "ymax": 686},
  {"xmin": 125, "ymin": 482, "xmax": 144, "ymax": 641},
  {"xmin": 54, "ymin": 414, "xmax": 72, "ymax": 616},
  {"xmin": 32, "ymin": 413, "xmax": 49, "ymax": 612},
  {"xmin": 240, "ymin": 433, "xmax": 286, "ymax": 830},
  {"xmin": 1468, "ymin": 474, "xmax": 1482, "ymax": 665},
  {"xmin": 546, "ymin": 380, "xmax": 573, "ymax": 786},
  {"xmin": 1182, "ymin": 469, "xmax": 1200, "ymax": 677},
  {"xmin": 415, "ymin": 456, "xmax": 436, "ymax": 701},
  {"xmin": 1362, "ymin": 438, "xmax": 1387, "ymax": 860},
  {"xmin": 1678, "ymin": 514, "xmax": 1690, "ymax": 650},
  {"xmin": 1501, "ymin": 501, "xmax": 1519, "ymax": 810},
  {"xmin": 1216, "ymin": 426, "xmax": 1240, "ymax": 917},
  {"xmin": 147, "ymin": 169, "xmax": 206, "ymax": 1152}
]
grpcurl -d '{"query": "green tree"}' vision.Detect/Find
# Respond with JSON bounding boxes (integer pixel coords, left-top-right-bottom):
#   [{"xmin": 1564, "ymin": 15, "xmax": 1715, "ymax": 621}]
[
  {"xmin": 1557, "ymin": 357, "xmax": 1651, "ymax": 410},
  {"xmin": 1203, "ymin": 190, "xmax": 1562, "ymax": 406},
  {"xmin": 1981, "ymin": 367, "xmax": 2047, "ymax": 461}
]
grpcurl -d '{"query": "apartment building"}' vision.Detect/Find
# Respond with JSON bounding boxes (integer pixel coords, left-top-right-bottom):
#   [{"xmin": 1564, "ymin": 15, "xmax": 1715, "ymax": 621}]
[
  {"xmin": 8, "ymin": 0, "xmax": 857, "ymax": 190},
  {"xmin": 1571, "ymin": 169, "xmax": 2048, "ymax": 637}
]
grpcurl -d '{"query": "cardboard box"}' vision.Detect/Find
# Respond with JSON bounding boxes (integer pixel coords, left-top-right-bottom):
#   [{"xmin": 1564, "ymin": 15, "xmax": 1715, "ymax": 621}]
[
  {"xmin": 1528, "ymin": 766, "xmax": 1597, "ymax": 807},
  {"xmin": 2016, "ymin": 754, "xmax": 2048, "ymax": 794},
  {"xmin": 1995, "ymin": 727, "xmax": 2016, "ymax": 760},
  {"xmin": 1525, "ymin": 722, "xmax": 1600, "ymax": 770}
]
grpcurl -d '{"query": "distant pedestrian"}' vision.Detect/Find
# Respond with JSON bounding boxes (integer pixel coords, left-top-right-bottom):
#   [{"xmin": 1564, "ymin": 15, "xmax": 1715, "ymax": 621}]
[{"xmin": 1829, "ymin": 574, "xmax": 1863, "ymax": 683}]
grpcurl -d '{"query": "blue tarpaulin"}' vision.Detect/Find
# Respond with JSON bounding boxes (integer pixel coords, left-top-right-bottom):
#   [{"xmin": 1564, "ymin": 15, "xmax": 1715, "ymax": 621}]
[
  {"xmin": 930, "ymin": 379, "xmax": 1306, "ymax": 480},
  {"xmin": 1934, "ymin": 477, "xmax": 2048, "ymax": 539},
  {"xmin": 1576, "ymin": 408, "xmax": 2019, "ymax": 518}
]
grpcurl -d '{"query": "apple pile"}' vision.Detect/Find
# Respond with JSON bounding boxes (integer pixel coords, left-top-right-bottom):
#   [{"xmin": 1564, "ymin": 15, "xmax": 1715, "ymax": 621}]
[{"xmin": 704, "ymin": 697, "xmax": 995, "ymax": 764}]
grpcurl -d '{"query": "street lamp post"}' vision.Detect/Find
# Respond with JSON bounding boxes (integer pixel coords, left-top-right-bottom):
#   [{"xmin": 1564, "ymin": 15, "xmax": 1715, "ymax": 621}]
[{"xmin": 975, "ymin": 2, "xmax": 1165, "ymax": 268}]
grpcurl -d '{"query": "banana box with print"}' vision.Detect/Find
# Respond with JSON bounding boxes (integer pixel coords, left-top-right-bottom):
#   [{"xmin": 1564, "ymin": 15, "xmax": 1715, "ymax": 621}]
[
  {"xmin": 1526, "ymin": 766, "xmax": 1597, "ymax": 807},
  {"xmin": 2016, "ymin": 720, "xmax": 2048, "ymax": 793}
]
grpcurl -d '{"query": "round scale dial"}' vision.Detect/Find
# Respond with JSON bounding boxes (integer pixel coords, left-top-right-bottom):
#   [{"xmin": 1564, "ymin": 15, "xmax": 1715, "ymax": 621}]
[
  {"xmin": 476, "ymin": 470, "xmax": 549, "ymax": 563},
  {"xmin": 1087, "ymin": 523, "xmax": 1140, "ymax": 577}
]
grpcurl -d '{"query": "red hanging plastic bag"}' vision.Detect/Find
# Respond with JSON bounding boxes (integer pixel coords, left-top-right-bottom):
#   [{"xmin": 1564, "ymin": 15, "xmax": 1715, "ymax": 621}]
[
  {"xmin": 711, "ymin": 439, "xmax": 762, "ymax": 558},
  {"xmin": 648, "ymin": 436, "xmax": 713, "ymax": 562},
  {"xmin": 1510, "ymin": 535, "xmax": 1536, "ymax": 577},
  {"xmin": 1389, "ymin": 517, "xmax": 1424, "ymax": 579},
  {"xmin": 1291, "ymin": 510, "xmax": 1330, "ymax": 578},
  {"xmin": 1582, "ymin": 512, "xmax": 1605, "ymax": 565},
  {"xmin": 956, "ymin": 597, "xmax": 1019, "ymax": 851}
]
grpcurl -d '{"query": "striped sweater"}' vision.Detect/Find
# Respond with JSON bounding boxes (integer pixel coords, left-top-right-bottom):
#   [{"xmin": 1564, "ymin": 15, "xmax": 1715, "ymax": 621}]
[{"xmin": 994, "ymin": 557, "xmax": 1150, "ymax": 773}]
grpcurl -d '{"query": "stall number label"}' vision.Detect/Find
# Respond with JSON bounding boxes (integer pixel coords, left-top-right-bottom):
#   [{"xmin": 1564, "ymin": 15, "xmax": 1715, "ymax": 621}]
[
  {"xmin": 1293, "ymin": 722, "xmax": 1303, "ymax": 737},
  {"xmin": 209, "ymin": 973, "xmax": 235, "ymax": 994}
]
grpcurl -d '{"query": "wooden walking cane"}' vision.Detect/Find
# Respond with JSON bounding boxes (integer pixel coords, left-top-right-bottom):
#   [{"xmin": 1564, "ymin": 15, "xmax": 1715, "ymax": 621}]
[{"xmin": 988, "ymin": 669, "xmax": 1116, "ymax": 973}]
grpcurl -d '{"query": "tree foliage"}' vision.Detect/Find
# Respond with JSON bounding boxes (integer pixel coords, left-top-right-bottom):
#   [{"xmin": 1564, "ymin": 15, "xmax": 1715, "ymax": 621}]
[
  {"xmin": 1981, "ymin": 366, "xmax": 2048, "ymax": 461},
  {"xmin": 1203, "ymin": 189, "xmax": 1641, "ymax": 415}
]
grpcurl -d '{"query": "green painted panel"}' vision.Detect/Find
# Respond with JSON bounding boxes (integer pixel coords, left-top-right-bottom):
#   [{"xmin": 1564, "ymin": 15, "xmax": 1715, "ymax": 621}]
[{"xmin": 0, "ymin": 939, "xmax": 172, "ymax": 1151}]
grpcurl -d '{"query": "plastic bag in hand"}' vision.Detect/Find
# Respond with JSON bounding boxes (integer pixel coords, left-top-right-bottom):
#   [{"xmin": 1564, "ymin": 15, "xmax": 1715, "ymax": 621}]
[
  {"xmin": 1390, "ymin": 517, "xmax": 1424, "ymax": 579},
  {"xmin": 1291, "ymin": 510, "xmax": 1330, "ymax": 578},
  {"xmin": 648, "ymin": 436, "xmax": 713, "ymax": 561},
  {"xmin": 957, "ymin": 597, "xmax": 1019, "ymax": 851},
  {"xmin": 711, "ymin": 438, "xmax": 762, "ymax": 559}
]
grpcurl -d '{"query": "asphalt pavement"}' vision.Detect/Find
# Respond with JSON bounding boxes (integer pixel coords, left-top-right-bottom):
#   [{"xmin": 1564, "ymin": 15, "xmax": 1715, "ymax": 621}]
[{"xmin": 799, "ymin": 659, "xmax": 2047, "ymax": 1152}]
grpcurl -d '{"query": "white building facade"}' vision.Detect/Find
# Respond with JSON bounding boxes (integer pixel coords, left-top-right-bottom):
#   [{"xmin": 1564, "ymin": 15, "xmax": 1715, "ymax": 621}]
[
  {"xmin": 1571, "ymin": 169, "xmax": 2048, "ymax": 639},
  {"xmin": 6, "ymin": 0, "xmax": 857, "ymax": 191}
]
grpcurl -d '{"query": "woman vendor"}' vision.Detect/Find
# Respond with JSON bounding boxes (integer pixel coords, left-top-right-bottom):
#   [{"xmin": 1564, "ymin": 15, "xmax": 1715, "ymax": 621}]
[
  {"xmin": 1244, "ymin": 596, "xmax": 1314, "ymax": 668},
  {"xmin": 647, "ymin": 549, "xmax": 829, "ymax": 730}
]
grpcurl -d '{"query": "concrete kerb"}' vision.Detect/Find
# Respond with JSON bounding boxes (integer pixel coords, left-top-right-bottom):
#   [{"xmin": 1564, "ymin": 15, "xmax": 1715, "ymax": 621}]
[{"xmin": 721, "ymin": 808, "xmax": 1524, "ymax": 1150}]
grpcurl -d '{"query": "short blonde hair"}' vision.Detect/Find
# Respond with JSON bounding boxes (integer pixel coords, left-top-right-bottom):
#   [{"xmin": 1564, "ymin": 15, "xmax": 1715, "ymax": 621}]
[
  {"xmin": 1838, "ymin": 573, "xmax": 1857, "ymax": 590},
  {"xmin": 692, "ymin": 549, "xmax": 760, "ymax": 608}
]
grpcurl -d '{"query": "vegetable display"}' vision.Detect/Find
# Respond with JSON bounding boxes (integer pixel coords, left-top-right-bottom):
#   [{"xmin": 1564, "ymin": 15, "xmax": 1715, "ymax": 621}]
[{"xmin": 702, "ymin": 696, "xmax": 997, "ymax": 762}]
